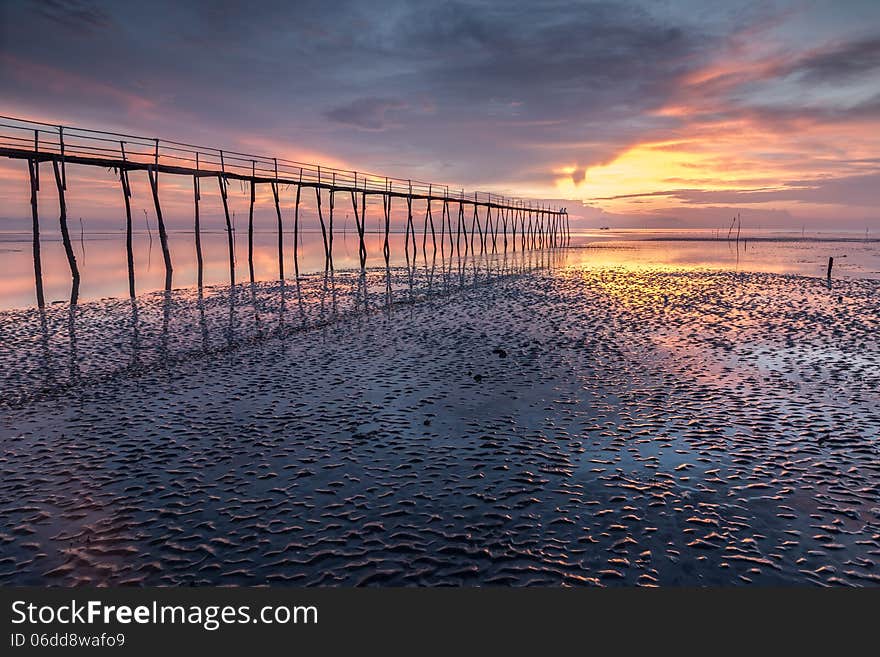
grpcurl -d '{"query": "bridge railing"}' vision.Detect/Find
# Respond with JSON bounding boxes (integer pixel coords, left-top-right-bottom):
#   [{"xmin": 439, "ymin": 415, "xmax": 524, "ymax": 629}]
[{"xmin": 0, "ymin": 115, "xmax": 557, "ymax": 211}]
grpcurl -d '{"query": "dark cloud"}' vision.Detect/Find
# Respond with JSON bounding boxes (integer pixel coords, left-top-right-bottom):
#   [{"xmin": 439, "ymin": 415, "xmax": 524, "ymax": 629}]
[
  {"xmin": 789, "ymin": 36, "xmax": 880, "ymax": 84},
  {"xmin": 324, "ymin": 97, "xmax": 408, "ymax": 130},
  {"xmin": 30, "ymin": 0, "xmax": 112, "ymax": 32}
]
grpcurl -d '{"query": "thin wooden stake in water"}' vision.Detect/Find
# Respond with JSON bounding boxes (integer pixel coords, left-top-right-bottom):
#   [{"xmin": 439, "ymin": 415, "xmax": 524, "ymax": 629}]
[
  {"xmin": 27, "ymin": 158, "xmax": 45, "ymax": 307},
  {"xmin": 52, "ymin": 159, "xmax": 79, "ymax": 304},
  {"xmin": 827, "ymin": 256, "xmax": 834, "ymax": 281}
]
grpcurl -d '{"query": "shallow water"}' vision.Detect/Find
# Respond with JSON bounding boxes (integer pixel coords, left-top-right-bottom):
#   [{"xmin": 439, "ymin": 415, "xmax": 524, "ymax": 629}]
[
  {"xmin": 2, "ymin": 228, "xmax": 879, "ymax": 310},
  {"xmin": 0, "ymin": 247, "xmax": 877, "ymax": 586}
]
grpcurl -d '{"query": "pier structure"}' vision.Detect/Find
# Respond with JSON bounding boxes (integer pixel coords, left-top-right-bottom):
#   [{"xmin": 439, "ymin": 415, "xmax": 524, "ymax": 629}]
[{"xmin": 1, "ymin": 116, "xmax": 569, "ymax": 306}]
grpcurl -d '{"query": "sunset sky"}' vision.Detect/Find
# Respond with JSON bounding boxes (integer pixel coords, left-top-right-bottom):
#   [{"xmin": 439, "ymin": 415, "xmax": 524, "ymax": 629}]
[{"xmin": 1, "ymin": 0, "xmax": 879, "ymax": 229}]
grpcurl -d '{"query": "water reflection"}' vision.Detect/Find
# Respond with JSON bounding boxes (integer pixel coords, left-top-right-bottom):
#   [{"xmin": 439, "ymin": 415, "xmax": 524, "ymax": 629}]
[
  {"xmin": 2, "ymin": 228, "xmax": 878, "ymax": 311},
  {"xmin": 0, "ymin": 248, "xmax": 564, "ymax": 409}
]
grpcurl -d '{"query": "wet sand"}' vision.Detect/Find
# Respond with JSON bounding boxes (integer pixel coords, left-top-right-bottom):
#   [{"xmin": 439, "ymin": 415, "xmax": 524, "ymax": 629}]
[{"xmin": 0, "ymin": 253, "xmax": 878, "ymax": 586}]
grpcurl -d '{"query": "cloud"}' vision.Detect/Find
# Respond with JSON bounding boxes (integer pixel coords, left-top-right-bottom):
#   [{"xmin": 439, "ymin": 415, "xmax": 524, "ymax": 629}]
[
  {"xmin": 324, "ymin": 97, "xmax": 408, "ymax": 130},
  {"xmin": 0, "ymin": 0, "xmax": 879, "ymax": 227},
  {"xmin": 789, "ymin": 36, "xmax": 880, "ymax": 84},
  {"xmin": 591, "ymin": 171, "xmax": 880, "ymax": 207},
  {"xmin": 30, "ymin": 0, "xmax": 112, "ymax": 32}
]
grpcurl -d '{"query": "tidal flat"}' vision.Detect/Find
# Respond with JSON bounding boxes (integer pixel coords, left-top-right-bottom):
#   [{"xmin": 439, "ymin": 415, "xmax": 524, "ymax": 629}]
[{"xmin": 0, "ymin": 250, "xmax": 878, "ymax": 586}]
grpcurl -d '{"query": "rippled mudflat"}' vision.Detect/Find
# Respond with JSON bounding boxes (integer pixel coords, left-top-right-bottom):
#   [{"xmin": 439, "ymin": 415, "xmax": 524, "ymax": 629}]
[{"xmin": 0, "ymin": 252, "xmax": 878, "ymax": 585}]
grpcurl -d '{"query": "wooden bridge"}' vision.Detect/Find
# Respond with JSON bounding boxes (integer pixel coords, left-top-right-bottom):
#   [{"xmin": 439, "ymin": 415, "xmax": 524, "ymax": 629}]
[{"xmin": 0, "ymin": 116, "xmax": 570, "ymax": 307}]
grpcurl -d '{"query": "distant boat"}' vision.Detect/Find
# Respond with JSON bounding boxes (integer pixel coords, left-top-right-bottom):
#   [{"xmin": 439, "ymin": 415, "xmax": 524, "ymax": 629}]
[{"xmin": 599, "ymin": 226, "xmax": 610, "ymax": 230}]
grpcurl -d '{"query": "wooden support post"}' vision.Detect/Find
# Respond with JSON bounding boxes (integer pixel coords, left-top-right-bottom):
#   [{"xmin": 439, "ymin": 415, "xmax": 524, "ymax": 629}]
[
  {"xmin": 52, "ymin": 159, "xmax": 79, "ymax": 304},
  {"xmin": 315, "ymin": 188, "xmax": 330, "ymax": 271},
  {"xmin": 248, "ymin": 164, "xmax": 256, "ymax": 283},
  {"xmin": 328, "ymin": 174, "xmax": 335, "ymax": 271},
  {"xmin": 215, "ymin": 172, "xmax": 234, "ymax": 287},
  {"xmin": 194, "ymin": 172, "xmax": 203, "ymax": 288},
  {"xmin": 351, "ymin": 189, "xmax": 366, "ymax": 271},
  {"xmin": 470, "ymin": 201, "xmax": 478, "ymax": 254},
  {"xmin": 510, "ymin": 206, "xmax": 517, "ymax": 253},
  {"xmin": 457, "ymin": 199, "xmax": 465, "ymax": 256},
  {"xmin": 119, "ymin": 143, "xmax": 136, "ymax": 298},
  {"xmin": 406, "ymin": 181, "xmax": 416, "ymax": 260},
  {"xmin": 27, "ymin": 158, "xmax": 45, "ymax": 307},
  {"xmin": 293, "ymin": 170, "xmax": 302, "ymax": 278},
  {"xmin": 273, "ymin": 159, "xmax": 284, "ymax": 281},
  {"xmin": 145, "ymin": 166, "xmax": 173, "ymax": 290},
  {"xmin": 502, "ymin": 206, "xmax": 509, "ymax": 251},
  {"xmin": 58, "ymin": 126, "xmax": 66, "ymax": 191},
  {"xmin": 383, "ymin": 189, "xmax": 391, "ymax": 267},
  {"xmin": 439, "ymin": 198, "xmax": 448, "ymax": 256},
  {"xmin": 426, "ymin": 191, "xmax": 436, "ymax": 254},
  {"xmin": 269, "ymin": 181, "xmax": 284, "ymax": 281},
  {"xmin": 422, "ymin": 192, "xmax": 429, "ymax": 258}
]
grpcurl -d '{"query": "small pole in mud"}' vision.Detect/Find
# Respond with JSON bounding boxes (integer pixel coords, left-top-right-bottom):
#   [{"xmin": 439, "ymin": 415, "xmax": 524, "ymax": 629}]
[{"xmin": 826, "ymin": 256, "xmax": 834, "ymax": 282}]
